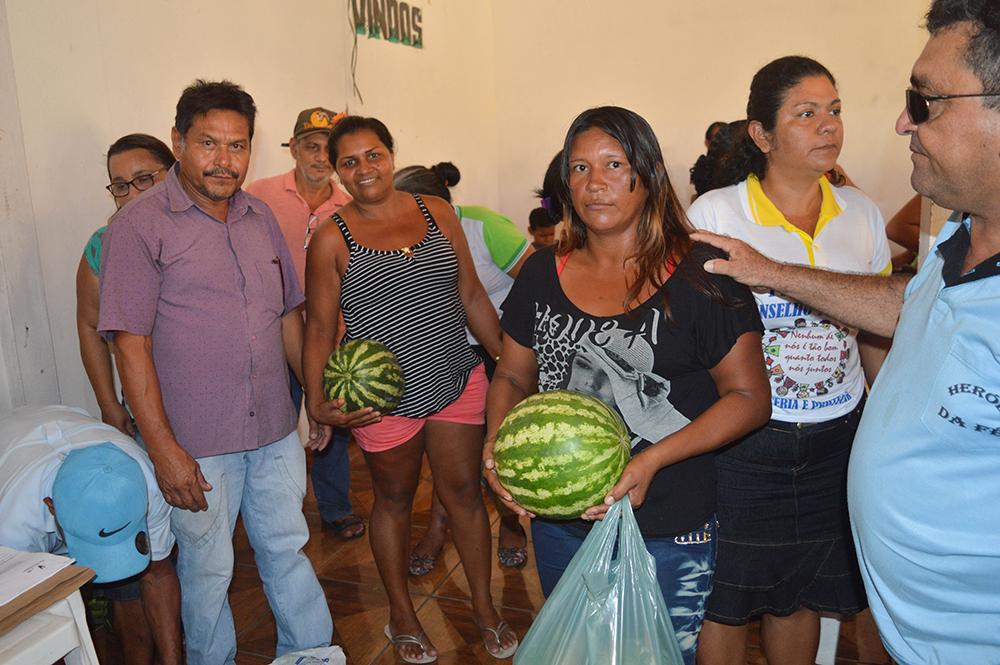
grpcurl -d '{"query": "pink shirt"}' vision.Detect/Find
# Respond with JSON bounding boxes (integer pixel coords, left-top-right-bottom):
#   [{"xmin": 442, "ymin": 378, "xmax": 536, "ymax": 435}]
[
  {"xmin": 245, "ymin": 170, "xmax": 352, "ymax": 286},
  {"xmin": 98, "ymin": 165, "xmax": 304, "ymax": 459}
]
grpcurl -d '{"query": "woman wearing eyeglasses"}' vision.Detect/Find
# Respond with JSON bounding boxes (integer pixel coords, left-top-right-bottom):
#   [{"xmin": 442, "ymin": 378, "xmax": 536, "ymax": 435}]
[
  {"xmin": 687, "ymin": 57, "xmax": 891, "ymax": 665},
  {"xmin": 76, "ymin": 134, "xmax": 175, "ymax": 436}
]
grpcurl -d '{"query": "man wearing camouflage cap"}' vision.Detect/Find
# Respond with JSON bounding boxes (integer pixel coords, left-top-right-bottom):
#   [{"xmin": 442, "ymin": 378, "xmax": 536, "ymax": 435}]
[{"xmin": 246, "ymin": 108, "xmax": 363, "ymax": 540}]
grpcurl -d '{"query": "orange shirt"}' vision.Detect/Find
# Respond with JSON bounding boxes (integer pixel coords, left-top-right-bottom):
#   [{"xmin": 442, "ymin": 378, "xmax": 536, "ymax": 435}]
[{"xmin": 246, "ymin": 169, "xmax": 352, "ymax": 287}]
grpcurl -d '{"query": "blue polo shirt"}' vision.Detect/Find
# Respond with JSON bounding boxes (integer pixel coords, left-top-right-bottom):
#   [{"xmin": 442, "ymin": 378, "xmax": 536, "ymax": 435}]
[{"xmin": 848, "ymin": 216, "xmax": 1000, "ymax": 664}]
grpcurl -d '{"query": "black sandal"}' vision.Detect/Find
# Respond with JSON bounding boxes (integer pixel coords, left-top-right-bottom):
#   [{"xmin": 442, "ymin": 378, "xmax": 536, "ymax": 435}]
[
  {"xmin": 497, "ymin": 546, "xmax": 528, "ymax": 569},
  {"xmin": 497, "ymin": 521, "xmax": 528, "ymax": 568},
  {"xmin": 323, "ymin": 514, "xmax": 366, "ymax": 541},
  {"xmin": 408, "ymin": 551, "xmax": 439, "ymax": 576}
]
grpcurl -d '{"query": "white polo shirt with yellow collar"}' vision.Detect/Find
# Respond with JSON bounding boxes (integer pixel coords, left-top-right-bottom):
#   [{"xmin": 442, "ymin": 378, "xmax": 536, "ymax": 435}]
[{"xmin": 687, "ymin": 175, "xmax": 891, "ymax": 423}]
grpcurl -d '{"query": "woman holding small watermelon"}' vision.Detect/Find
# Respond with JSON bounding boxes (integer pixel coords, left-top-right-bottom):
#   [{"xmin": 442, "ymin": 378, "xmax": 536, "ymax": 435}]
[
  {"xmin": 302, "ymin": 116, "xmax": 518, "ymax": 663},
  {"xmin": 483, "ymin": 106, "xmax": 772, "ymax": 663}
]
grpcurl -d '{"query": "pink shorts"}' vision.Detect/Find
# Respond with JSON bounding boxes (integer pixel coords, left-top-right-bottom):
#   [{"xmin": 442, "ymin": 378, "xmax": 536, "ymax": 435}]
[{"xmin": 353, "ymin": 364, "xmax": 487, "ymax": 453}]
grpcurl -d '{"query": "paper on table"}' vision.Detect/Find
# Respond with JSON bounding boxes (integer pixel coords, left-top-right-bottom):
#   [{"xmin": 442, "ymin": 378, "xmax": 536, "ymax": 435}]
[{"xmin": 0, "ymin": 546, "xmax": 74, "ymax": 606}]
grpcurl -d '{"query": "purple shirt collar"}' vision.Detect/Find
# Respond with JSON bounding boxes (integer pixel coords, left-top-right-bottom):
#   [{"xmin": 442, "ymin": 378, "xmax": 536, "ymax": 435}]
[{"xmin": 164, "ymin": 162, "xmax": 262, "ymax": 220}]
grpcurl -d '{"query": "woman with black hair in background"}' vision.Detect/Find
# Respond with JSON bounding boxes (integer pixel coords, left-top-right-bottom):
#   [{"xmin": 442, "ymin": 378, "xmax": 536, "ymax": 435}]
[
  {"xmin": 688, "ymin": 57, "xmax": 891, "ymax": 665},
  {"xmin": 704, "ymin": 121, "xmax": 728, "ymax": 149},
  {"xmin": 484, "ymin": 105, "xmax": 771, "ymax": 664},
  {"xmin": 394, "ymin": 160, "xmax": 534, "ymax": 574},
  {"xmin": 74, "ymin": 133, "xmax": 179, "ymax": 665},
  {"xmin": 77, "ymin": 133, "xmax": 175, "ymax": 437},
  {"xmin": 690, "ymin": 120, "xmax": 748, "ymax": 200}
]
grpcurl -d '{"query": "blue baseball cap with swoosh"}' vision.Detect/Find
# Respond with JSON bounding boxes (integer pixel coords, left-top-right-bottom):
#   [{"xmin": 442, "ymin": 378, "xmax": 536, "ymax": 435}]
[{"xmin": 52, "ymin": 442, "xmax": 150, "ymax": 583}]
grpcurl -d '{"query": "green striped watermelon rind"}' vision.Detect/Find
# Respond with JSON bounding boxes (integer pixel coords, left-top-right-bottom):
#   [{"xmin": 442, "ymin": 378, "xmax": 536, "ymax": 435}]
[
  {"xmin": 493, "ymin": 390, "xmax": 630, "ymax": 519},
  {"xmin": 323, "ymin": 339, "xmax": 405, "ymax": 413}
]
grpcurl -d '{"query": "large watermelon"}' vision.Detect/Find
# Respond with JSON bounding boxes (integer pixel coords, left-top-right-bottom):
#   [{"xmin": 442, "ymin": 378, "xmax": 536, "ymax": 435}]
[
  {"xmin": 493, "ymin": 390, "xmax": 630, "ymax": 519},
  {"xmin": 323, "ymin": 339, "xmax": 405, "ymax": 413}
]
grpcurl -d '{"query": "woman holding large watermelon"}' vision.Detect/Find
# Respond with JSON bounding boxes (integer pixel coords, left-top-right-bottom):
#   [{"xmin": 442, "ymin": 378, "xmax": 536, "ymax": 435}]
[
  {"xmin": 483, "ymin": 106, "xmax": 772, "ymax": 664},
  {"xmin": 302, "ymin": 116, "xmax": 518, "ymax": 664}
]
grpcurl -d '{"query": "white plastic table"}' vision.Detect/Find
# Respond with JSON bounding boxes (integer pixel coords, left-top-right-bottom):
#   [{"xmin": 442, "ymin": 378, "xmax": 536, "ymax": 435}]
[{"xmin": 0, "ymin": 565, "xmax": 99, "ymax": 665}]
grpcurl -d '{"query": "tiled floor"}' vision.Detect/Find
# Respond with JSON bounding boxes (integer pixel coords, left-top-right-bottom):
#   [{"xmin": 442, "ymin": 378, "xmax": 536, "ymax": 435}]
[
  {"xmin": 93, "ymin": 442, "xmax": 890, "ymax": 664},
  {"xmin": 229, "ymin": 444, "xmax": 542, "ymax": 665}
]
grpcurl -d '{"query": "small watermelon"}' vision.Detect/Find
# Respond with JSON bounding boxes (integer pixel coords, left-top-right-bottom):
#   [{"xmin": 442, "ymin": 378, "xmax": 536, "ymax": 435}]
[
  {"xmin": 323, "ymin": 339, "xmax": 405, "ymax": 413},
  {"xmin": 493, "ymin": 390, "xmax": 630, "ymax": 519}
]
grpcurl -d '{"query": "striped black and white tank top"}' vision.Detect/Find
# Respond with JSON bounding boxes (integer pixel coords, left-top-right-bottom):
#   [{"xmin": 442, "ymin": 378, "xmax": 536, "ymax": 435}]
[{"xmin": 333, "ymin": 194, "xmax": 481, "ymax": 417}]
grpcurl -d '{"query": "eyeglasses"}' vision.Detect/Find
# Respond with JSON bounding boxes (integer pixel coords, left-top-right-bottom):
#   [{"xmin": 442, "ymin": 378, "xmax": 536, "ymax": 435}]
[
  {"xmin": 905, "ymin": 88, "xmax": 1000, "ymax": 124},
  {"xmin": 105, "ymin": 170, "xmax": 164, "ymax": 198}
]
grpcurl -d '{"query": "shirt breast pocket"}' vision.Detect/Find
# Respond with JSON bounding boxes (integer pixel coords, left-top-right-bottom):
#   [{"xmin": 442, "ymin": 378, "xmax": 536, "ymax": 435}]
[
  {"xmin": 921, "ymin": 341, "xmax": 1000, "ymax": 451},
  {"xmin": 254, "ymin": 259, "xmax": 285, "ymax": 316}
]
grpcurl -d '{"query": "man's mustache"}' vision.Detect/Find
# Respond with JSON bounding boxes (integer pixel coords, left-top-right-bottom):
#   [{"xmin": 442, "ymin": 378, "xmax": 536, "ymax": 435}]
[{"xmin": 203, "ymin": 168, "xmax": 239, "ymax": 178}]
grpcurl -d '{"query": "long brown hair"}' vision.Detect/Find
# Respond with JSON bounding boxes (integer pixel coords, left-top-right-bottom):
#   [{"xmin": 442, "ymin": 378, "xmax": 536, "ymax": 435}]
[{"xmin": 559, "ymin": 106, "xmax": 725, "ymax": 314}]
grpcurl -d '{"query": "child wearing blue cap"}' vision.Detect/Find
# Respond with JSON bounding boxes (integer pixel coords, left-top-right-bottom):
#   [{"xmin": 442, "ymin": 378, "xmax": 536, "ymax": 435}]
[
  {"xmin": 0, "ymin": 405, "xmax": 181, "ymax": 665},
  {"xmin": 51, "ymin": 442, "xmax": 152, "ymax": 582}
]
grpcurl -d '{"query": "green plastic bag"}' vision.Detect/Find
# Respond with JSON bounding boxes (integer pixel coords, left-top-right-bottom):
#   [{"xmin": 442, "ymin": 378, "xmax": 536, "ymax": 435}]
[{"xmin": 515, "ymin": 499, "xmax": 685, "ymax": 665}]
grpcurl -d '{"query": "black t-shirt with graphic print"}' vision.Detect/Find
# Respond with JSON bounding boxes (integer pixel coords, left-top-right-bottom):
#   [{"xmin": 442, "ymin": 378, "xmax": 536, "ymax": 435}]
[{"xmin": 501, "ymin": 245, "xmax": 763, "ymax": 537}]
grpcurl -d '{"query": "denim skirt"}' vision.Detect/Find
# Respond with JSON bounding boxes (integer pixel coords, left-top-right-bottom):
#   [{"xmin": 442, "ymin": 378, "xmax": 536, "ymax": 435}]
[{"xmin": 705, "ymin": 401, "xmax": 868, "ymax": 624}]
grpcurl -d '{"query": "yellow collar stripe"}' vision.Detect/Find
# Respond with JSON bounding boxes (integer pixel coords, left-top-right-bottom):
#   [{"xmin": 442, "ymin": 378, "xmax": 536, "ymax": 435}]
[{"xmin": 745, "ymin": 174, "xmax": 844, "ymax": 266}]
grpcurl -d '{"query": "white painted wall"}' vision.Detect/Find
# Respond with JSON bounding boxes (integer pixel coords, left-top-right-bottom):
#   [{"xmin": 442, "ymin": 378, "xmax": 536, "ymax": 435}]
[
  {"xmin": 1, "ymin": 0, "xmax": 934, "ymax": 416},
  {"xmin": 491, "ymin": 0, "xmax": 932, "ymax": 231},
  {"xmin": 0, "ymin": 0, "xmax": 60, "ymax": 413},
  {"xmin": 345, "ymin": 0, "xmax": 501, "ymax": 209}
]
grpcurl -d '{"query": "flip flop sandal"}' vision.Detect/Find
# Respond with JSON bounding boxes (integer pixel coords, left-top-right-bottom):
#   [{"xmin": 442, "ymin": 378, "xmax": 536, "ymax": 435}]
[
  {"xmin": 480, "ymin": 620, "xmax": 518, "ymax": 660},
  {"xmin": 324, "ymin": 514, "xmax": 366, "ymax": 541},
  {"xmin": 497, "ymin": 546, "xmax": 528, "ymax": 569},
  {"xmin": 408, "ymin": 551, "xmax": 438, "ymax": 577},
  {"xmin": 384, "ymin": 624, "xmax": 437, "ymax": 663}
]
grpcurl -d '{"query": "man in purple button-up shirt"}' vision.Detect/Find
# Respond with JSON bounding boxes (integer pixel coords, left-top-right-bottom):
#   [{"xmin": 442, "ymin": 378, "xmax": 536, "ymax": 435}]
[{"xmin": 99, "ymin": 80, "xmax": 332, "ymax": 665}]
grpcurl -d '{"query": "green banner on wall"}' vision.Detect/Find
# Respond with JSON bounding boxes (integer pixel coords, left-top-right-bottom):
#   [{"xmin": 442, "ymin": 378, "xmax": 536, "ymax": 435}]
[{"xmin": 352, "ymin": 0, "xmax": 423, "ymax": 49}]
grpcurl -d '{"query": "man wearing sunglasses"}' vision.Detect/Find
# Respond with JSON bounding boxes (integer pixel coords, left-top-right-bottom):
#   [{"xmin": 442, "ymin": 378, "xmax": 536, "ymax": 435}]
[{"xmin": 692, "ymin": 1, "xmax": 1000, "ymax": 662}]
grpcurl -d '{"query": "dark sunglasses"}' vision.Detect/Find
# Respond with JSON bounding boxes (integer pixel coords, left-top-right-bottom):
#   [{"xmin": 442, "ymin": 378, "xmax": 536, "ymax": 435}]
[{"xmin": 905, "ymin": 88, "xmax": 1000, "ymax": 124}]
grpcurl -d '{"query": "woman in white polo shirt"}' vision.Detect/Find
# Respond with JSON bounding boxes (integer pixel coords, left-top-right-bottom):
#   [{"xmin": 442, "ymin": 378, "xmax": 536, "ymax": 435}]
[{"xmin": 688, "ymin": 56, "xmax": 891, "ymax": 665}]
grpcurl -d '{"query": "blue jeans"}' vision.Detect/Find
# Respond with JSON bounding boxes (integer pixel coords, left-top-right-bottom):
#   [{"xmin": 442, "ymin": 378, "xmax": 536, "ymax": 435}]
[
  {"xmin": 311, "ymin": 428, "xmax": 353, "ymax": 523},
  {"xmin": 531, "ymin": 518, "xmax": 717, "ymax": 665},
  {"xmin": 170, "ymin": 431, "xmax": 333, "ymax": 665},
  {"xmin": 290, "ymin": 367, "xmax": 353, "ymax": 523}
]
